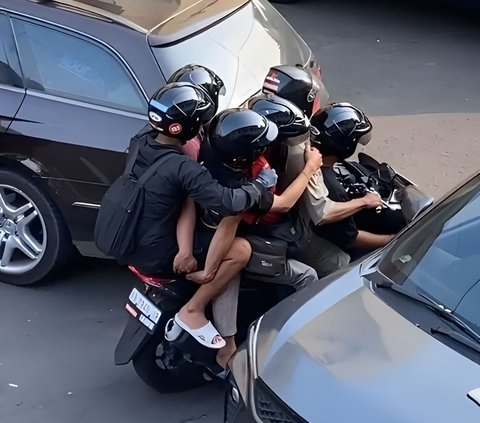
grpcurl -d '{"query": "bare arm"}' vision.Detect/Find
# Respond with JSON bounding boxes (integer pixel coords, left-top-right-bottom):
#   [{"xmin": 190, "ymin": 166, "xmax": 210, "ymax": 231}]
[
  {"xmin": 204, "ymin": 215, "xmax": 242, "ymax": 277},
  {"xmin": 271, "ymin": 147, "xmax": 323, "ymax": 213},
  {"xmin": 321, "ymin": 193, "xmax": 383, "ymax": 225},
  {"xmin": 187, "ymin": 215, "xmax": 242, "ymax": 283},
  {"xmin": 173, "ymin": 198, "xmax": 197, "ymax": 273},
  {"xmin": 348, "ymin": 230, "xmax": 395, "ymax": 250}
]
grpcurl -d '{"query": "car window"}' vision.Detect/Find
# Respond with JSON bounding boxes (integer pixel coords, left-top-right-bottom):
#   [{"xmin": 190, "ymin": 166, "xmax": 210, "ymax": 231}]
[
  {"xmin": 12, "ymin": 18, "xmax": 146, "ymax": 113},
  {"xmin": 0, "ymin": 14, "xmax": 23, "ymax": 88},
  {"xmin": 379, "ymin": 175, "xmax": 480, "ymax": 330}
]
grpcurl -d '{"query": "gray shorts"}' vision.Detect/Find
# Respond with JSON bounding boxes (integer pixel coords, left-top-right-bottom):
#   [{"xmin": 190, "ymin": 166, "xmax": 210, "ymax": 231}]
[{"xmin": 289, "ymin": 229, "xmax": 350, "ymax": 278}]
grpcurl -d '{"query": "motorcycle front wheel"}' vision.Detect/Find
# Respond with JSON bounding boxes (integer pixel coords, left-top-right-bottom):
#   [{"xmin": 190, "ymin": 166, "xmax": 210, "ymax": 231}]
[{"xmin": 132, "ymin": 329, "xmax": 208, "ymax": 393}]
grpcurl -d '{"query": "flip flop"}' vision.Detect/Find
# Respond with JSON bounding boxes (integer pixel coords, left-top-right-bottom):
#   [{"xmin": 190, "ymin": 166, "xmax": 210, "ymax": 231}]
[
  {"xmin": 174, "ymin": 313, "xmax": 226, "ymax": 350},
  {"xmin": 164, "ymin": 318, "xmax": 183, "ymax": 342}
]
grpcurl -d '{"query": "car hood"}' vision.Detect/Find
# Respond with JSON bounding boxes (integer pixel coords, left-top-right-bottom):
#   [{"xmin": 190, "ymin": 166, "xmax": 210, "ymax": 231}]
[{"xmin": 254, "ymin": 265, "xmax": 480, "ymax": 423}]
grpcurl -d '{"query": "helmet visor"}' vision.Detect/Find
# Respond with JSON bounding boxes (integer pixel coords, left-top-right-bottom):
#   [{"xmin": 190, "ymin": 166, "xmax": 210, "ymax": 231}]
[
  {"xmin": 257, "ymin": 119, "xmax": 279, "ymax": 147},
  {"xmin": 219, "ymin": 84, "xmax": 226, "ymax": 96},
  {"xmin": 358, "ymin": 132, "xmax": 371, "ymax": 146}
]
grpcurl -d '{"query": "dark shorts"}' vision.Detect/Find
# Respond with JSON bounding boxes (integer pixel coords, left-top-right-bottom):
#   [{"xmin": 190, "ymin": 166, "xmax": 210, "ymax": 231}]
[
  {"xmin": 138, "ymin": 226, "xmax": 214, "ymax": 277},
  {"xmin": 354, "ymin": 208, "xmax": 407, "ymax": 234},
  {"xmin": 192, "ymin": 226, "xmax": 215, "ymax": 268}
]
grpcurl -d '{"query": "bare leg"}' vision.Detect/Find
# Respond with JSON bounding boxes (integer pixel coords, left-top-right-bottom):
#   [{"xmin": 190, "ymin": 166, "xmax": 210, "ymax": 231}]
[
  {"xmin": 217, "ymin": 336, "xmax": 237, "ymax": 368},
  {"xmin": 213, "ymin": 274, "xmax": 241, "ymax": 368},
  {"xmin": 178, "ymin": 238, "xmax": 251, "ymax": 345}
]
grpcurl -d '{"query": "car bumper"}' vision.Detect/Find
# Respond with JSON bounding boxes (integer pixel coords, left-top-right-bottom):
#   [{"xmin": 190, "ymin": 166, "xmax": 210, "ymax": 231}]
[
  {"xmin": 224, "ymin": 318, "xmax": 308, "ymax": 423},
  {"xmin": 225, "ymin": 372, "xmax": 255, "ymax": 423}
]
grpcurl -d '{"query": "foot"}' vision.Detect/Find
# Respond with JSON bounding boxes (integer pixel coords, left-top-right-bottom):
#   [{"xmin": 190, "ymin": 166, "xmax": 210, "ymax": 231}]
[
  {"xmin": 216, "ymin": 337, "xmax": 237, "ymax": 369},
  {"xmin": 177, "ymin": 307, "xmax": 223, "ymax": 346}
]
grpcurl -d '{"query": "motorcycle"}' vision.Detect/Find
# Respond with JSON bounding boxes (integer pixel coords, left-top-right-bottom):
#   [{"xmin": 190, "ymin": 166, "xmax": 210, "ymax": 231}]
[
  {"xmin": 114, "ymin": 153, "xmax": 433, "ymax": 394},
  {"xmin": 114, "ymin": 263, "xmax": 288, "ymax": 393}
]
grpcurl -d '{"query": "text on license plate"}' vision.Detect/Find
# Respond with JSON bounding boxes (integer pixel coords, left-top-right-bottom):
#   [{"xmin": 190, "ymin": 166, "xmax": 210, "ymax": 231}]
[{"xmin": 128, "ymin": 288, "xmax": 161, "ymax": 325}]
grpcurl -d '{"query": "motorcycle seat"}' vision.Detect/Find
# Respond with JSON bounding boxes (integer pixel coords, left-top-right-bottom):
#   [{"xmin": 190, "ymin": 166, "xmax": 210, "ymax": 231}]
[{"xmin": 128, "ymin": 265, "xmax": 178, "ymax": 287}]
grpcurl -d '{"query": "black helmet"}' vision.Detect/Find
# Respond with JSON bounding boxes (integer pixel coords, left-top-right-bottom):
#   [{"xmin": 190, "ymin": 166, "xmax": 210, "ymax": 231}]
[
  {"xmin": 208, "ymin": 108, "xmax": 278, "ymax": 170},
  {"xmin": 148, "ymin": 82, "xmax": 215, "ymax": 143},
  {"xmin": 248, "ymin": 93, "xmax": 310, "ymax": 139},
  {"xmin": 168, "ymin": 64, "xmax": 225, "ymax": 112},
  {"xmin": 262, "ymin": 65, "xmax": 321, "ymax": 117},
  {"xmin": 310, "ymin": 102, "xmax": 373, "ymax": 160}
]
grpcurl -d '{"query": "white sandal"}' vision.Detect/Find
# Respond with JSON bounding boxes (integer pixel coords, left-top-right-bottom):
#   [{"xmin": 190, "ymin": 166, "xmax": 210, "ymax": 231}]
[{"xmin": 174, "ymin": 314, "xmax": 226, "ymax": 349}]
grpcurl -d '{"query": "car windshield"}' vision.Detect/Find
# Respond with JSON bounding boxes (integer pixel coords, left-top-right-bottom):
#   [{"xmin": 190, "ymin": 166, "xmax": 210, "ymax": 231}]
[{"xmin": 378, "ymin": 173, "xmax": 480, "ymax": 336}]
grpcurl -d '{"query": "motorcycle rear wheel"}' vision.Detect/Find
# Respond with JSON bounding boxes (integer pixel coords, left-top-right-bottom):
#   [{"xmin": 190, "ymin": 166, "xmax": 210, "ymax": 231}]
[{"xmin": 132, "ymin": 329, "xmax": 208, "ymax": 393}]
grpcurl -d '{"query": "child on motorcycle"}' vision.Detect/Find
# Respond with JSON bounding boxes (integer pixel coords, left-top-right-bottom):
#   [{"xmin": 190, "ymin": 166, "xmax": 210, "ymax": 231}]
[
  {"xmin": 179, "ymin": 108, "xmax": 322, "ymax": 371},
  {"xmin": 166, "ymin": 65, "xmax": 258, "ymax": 368}
]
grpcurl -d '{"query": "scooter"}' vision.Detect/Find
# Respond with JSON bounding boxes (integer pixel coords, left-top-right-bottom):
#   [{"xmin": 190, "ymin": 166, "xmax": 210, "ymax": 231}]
[
  {"xmin": 114, "ymin": 153, "xmax": 433, "ymax": 394},
  {"xmin": 114, "ymin": 266, "xmax": 287, "ymax": 393}
]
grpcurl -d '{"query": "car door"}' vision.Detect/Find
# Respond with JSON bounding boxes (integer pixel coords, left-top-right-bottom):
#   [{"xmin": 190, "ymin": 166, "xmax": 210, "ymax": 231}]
[
  {"xmin": 5, "ymin": 15, "xmax": 149, "ymax": 248},
  {"xmin": 7, "ymin": 15, "xmax": 149, "ymax": 183},
  {"xmin": 0, "ymin": 12, "xmax": 25, "ymax": 133}
]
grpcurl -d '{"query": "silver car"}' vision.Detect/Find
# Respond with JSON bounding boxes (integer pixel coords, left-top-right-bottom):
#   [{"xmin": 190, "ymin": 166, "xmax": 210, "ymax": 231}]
[{"xmin": 226, "ymin": 170, "xmax": 480, "ymax": 422}]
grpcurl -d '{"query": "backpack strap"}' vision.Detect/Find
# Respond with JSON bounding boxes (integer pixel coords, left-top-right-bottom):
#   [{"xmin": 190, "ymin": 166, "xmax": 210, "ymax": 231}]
[{"xmin": 124, "ymin": 138, "xmax": 141, "ymax": 176}]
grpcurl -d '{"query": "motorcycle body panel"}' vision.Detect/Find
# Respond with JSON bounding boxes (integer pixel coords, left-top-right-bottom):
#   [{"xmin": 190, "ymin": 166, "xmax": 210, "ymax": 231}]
[
  {"xmin": 114, "ymin": 315, "xmax": 153, "ymax": 365},
  {"xmin": 114, "ymin": 282, "xmax": 191, "ymax": 365}
]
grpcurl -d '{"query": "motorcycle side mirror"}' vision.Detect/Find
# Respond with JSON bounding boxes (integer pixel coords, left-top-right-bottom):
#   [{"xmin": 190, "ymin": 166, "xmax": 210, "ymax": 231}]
[{"xmin": 377, "ymin": 163, "xmax": 396, "ymax": 183}]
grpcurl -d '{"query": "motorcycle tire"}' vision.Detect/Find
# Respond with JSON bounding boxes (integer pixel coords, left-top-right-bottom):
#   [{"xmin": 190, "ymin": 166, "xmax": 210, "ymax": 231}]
[{"xmin": 132, "ymin": 329, "xmax": 208, "ymax": 393}]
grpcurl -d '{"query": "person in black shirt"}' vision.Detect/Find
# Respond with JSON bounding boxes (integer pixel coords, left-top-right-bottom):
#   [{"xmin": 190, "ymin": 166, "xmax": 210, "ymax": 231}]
[
  {"xmin": 311, "ymin": 103, "xmax": 397, "ymax": 255},
  {"xmin": 126, "ymin": 82, "xmax": 277, "ymax": 351}
]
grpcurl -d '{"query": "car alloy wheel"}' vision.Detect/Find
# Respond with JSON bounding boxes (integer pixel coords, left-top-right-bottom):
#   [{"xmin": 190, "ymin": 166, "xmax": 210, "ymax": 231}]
[
  {"xmin": 0, "ymin": 169, "xmax": 74, "ymax": 286},
  {"xmin": 0, "ymin": 184, "xmax": 47, "ymax": 274}
]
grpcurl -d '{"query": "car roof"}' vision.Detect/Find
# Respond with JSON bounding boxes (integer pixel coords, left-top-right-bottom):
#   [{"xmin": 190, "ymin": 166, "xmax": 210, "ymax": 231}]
[{"xmin": 10, "ymin": 0, "xmax": 249, "ymax": 45}]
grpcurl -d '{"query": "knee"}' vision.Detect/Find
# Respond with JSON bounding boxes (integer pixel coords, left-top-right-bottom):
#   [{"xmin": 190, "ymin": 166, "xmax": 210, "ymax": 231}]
[
  {"xmin": 338, "ymin": 251, "xmax": 350, "ymax": 268},
  {"xmin": 230, "ymin": 237, "xmax": 252, "ymax": 266},
  {"xmin": 337, "ymin": 250, "xmax": 351, "ymax": 268},
  {"xmin": 305, "ymin": 266, "xmax": 318, "ymax": 282}
]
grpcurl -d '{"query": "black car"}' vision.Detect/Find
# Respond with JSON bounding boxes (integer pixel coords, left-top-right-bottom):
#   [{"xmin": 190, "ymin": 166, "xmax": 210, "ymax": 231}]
[{"xmin": 0, "ymin": 0, "xmax": 327, "ymax": 285}]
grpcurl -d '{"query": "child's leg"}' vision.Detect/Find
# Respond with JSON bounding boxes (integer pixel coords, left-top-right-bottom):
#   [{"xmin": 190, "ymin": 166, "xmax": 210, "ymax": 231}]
[{"xmin": 177, "ymin": 238, "xmax": 250, "ymax": 341}]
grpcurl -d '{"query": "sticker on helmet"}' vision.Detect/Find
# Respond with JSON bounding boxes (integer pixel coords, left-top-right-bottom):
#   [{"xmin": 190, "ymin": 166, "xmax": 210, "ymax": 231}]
[
  {"xmin": 267, "ymin": 71, "xmax": 279, "ymax": 81},
  {"xmin": 169, "ymin": 123, "xmax": 182, "ymax": 134},
  {"xmin": 149, "ymin": 111, "xmax": 162, "ymax": 122},
  {"xmin": 263, "ymin": 70, "xmax": 280, "ymax": 92},
  {"xmin": 307, "ymin": 88, "xmax": 317, "ymax": 103}
]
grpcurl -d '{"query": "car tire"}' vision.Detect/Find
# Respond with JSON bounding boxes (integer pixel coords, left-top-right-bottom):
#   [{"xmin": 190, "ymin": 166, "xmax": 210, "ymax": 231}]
[
  {"xmin": 0, "ymin": 169, "xmax": 74, "ymax": 286},
  {"xmin": 132, "ymin": 330, "xmax": 209, "ymax": 393}
]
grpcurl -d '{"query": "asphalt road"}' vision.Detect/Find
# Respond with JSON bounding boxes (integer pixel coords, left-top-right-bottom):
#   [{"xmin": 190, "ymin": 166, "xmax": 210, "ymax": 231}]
[{"xmin": 1, "ymin": 1, "xmax": 479, "ymax": 423}]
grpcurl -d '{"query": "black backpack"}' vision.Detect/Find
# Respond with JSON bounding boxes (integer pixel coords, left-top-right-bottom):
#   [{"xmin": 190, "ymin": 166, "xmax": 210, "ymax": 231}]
[{"xmin": 94, "ymin": 138, "xmax": 171, "ymax": 260}]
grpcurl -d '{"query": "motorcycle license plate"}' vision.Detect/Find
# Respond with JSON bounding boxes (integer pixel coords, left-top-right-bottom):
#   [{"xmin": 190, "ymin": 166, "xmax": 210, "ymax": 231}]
[{"xmin": 126, "ymin": 288, "xmax": 161, "ymax": 331}]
